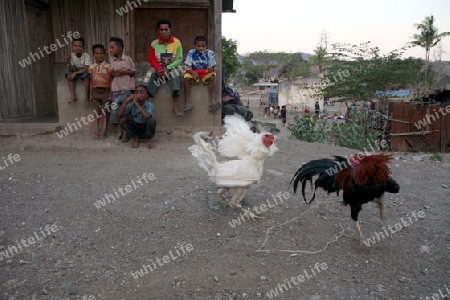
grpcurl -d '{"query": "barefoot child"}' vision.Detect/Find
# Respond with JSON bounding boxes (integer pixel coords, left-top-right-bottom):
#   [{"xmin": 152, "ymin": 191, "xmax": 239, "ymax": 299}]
[
  {"xmin": 66, "ymin": 38, "xmax": 92, "ymax": 103},
  {"xmin": 109, "ymin": 37, "xmax": 136, "ymax": 140},
  {"xmin": 183, "ymin": 36, "xmax": 220, "ymax": 113},
  {"xmin": 118, "ymin": 85, "xmax": 156, "ymax": 149},
  {"xmin": 89, "ymin": 44, "xmax": 112, "ymax": 139}
]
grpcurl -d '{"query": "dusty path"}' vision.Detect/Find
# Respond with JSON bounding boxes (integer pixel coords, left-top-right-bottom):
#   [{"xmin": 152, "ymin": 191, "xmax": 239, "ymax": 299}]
[{"xmin": 1, "ymin": 96, "xmax": 449, "ymax": 300}]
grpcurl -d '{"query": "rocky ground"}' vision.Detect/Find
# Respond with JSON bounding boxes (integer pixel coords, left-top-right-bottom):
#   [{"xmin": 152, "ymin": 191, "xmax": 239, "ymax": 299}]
[{"xmin": 1, "ymin": 95, "xmax": 449, "ymax": 300}]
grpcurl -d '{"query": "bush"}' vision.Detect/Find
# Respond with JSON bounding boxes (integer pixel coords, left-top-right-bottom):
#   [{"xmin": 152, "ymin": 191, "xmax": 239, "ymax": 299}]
[
  {"xmin": 288, "ymin": 112, "xmax": 378, "ymax": 151},
  {"xmin": 429, "ymin": 153, "xmax": 444, "ymax": 161},
  {"xmin": 287, "ymin": 114, "xmax": 330, "ymax": 143},
  {"xmin": 331, "ymin": 115, "xmax": 377, "ymax": 151}
]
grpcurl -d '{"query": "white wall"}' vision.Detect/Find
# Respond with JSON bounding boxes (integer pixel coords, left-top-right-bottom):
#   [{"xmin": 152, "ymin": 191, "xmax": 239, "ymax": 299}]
[{"xmin": 278, "ymin": 77, "xmax": 324, "ymax": 110}]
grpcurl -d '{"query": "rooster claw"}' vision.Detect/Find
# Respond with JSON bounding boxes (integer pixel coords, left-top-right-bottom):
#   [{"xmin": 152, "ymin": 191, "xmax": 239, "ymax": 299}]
[{"xmin": 220, "ymin": 200, "xmax": 231, "ymax": 209}]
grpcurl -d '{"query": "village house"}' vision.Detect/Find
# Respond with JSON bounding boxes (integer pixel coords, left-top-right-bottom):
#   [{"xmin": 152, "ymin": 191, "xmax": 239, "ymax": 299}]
[{"xmin": 0, "ymin": 0, "xmax": 235, "ymax": 136}]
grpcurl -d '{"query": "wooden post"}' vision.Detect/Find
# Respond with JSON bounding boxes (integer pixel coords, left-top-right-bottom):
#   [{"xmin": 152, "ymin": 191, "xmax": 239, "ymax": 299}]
[{"xmin": 214, "ymin": 0, "xmax": 222, "ymax": 124}]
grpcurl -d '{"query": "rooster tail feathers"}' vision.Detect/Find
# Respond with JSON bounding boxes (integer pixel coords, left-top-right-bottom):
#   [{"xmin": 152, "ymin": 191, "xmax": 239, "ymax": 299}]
[
  {"xmin": 291, "ymin": 158, "xmax": 342, "ymax": 204},
  {"xmin": 188, "ymin": 131, "xmax": 218, "ymax": 177}
]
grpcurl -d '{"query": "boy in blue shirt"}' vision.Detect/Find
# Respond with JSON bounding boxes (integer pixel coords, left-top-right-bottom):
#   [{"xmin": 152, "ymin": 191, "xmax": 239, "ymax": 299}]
[
  {"xmin": 183, "ymin": 36, "xmax": 221, "ymax": 112},
  {"xmin": 118, "ymin": 85, "xmax": 156, "ymax": 149}
]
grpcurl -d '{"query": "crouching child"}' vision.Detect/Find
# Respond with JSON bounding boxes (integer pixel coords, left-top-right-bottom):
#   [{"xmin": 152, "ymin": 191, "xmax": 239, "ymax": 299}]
[{"xmin": 118, "ymin": 85, "xmax": 156, "ymax": 149}]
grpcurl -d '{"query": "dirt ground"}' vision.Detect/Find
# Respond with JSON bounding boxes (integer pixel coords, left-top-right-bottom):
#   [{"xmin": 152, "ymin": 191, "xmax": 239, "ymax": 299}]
[{"xmin": 1, "ymin": 95, "xmax": 449, "ymax": 300}]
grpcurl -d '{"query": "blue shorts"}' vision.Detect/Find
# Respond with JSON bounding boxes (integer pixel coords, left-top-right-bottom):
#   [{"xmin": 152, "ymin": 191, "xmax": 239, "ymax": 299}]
[
  {"xmin": 65, "ymin": 71, "xmax": 89, "ymax": 80},
  {"xmin": 110, "ymin": 90, "xmax": 132, "ymax": 124}
]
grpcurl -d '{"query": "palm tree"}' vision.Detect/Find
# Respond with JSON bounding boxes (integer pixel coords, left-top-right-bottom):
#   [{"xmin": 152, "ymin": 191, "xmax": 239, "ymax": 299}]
[{"xmin": 410, "ymin": 15, "xmax": 450, "ymax": 63}]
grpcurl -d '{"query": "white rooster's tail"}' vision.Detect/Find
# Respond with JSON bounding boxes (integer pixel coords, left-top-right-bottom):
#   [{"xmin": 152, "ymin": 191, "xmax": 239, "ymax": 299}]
[{"xmin": 188, "ymin": 131, "xmax": 219, "ymax": 177}]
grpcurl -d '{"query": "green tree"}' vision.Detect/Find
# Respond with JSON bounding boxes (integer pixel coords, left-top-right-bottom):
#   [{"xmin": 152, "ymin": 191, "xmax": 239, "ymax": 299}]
[
  {"xmin": 241, "ymin": 51, "xmax": 280, "ymax": 81},
  {"xmin": 280, "ymin": 52, "xmax": 311, "ymax": 79},
  {"xmin": 222, "ymin": 37, "xmax": 240, "ymax": 77},
  {"xmin": 410, "ymin": 15, "xmax": 450, "ymax": 63},
  {"xmin": 323, "ymin": 42, "xmax": 432, "ymax": 109},
  {"xmin": 309, "ymin": 31, "xmax": 329, "ymax": 74},
  {"xmin": 241, "ymin": 51, "xmax": 310, "ymax": 81}
]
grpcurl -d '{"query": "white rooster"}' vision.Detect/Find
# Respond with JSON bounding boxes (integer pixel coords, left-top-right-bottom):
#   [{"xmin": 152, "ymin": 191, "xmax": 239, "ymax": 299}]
[{"xmin": 188, "ymin": 115, "xmax": 278, "ymax": 219}]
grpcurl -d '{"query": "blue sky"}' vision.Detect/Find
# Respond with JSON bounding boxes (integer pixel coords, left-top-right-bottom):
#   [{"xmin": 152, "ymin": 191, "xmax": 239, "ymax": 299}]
[{"xmin": 222, "ymin": 0, "xmax": 450, "ymax": 60}]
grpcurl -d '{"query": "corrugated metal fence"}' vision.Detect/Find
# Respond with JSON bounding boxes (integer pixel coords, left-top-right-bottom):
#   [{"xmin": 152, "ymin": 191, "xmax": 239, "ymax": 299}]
[{"xmin": 390, "ymin": 102, "xmax": 450, "ymax": 153}]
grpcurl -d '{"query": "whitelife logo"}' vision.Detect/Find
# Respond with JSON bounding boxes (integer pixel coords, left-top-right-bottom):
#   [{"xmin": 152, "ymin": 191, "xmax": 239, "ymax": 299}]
[
  {"xmin": 0, "ymin": 224, "xmax": 58, "ymax": 261},
  {"xmin": 18, "ymin": 31, "xmax": 80, "ymax": 68},
  {"xmin": 131, "ymin": 243, "xmax": 194, "ymax": 279},
  {"xmin": 362, "ymin": 210, "xmax": 425, "ymax": 247},
  {"xmin": 93, "ymin": 172, "xmax": 156, "ymax": 209},
  {"xmin": 413, "ymin": 105, "xmax": 450, "ymax": 130},
  {"xmin": 266, "ymin": 262, "xmax": 328, "ymax": 298},
  {"xmin": 228, "ymin": 192, "xmax": 291, "ymax": 228}
]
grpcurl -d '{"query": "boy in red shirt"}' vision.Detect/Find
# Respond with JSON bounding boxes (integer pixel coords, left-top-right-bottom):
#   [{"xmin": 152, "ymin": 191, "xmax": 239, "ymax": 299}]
[{"xmin": 89, "ymin": 44, "xmax": 112, "ymax": 139}]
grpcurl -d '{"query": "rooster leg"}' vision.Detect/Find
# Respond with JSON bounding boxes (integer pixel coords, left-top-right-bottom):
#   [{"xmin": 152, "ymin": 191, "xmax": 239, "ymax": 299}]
[
  {"xmin": 217, "ymin": 187, "xmax": 230, "ymax": 203},
  {"xmin": 230, "ymin": 187, "xmax": 264, "ymax": 220},
  {"xmin": 350, "ymin": 204, "xmax": 365, "ymax": 244},
  {"xmin": 374, "ymin": 197, "xmax": 385, "ymax": 221},
  {"xmin": 354, "ymin": 220, "xmax": 365, "ymax": 243},
  {"xmin": 229, "ymin": 187, "xmax": 247, "ymax": 207}
]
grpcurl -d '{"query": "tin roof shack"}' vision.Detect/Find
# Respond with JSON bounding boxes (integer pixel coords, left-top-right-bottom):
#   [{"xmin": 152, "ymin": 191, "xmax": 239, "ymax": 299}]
[{"xmin": 1, "ymin": 0, "xmax": 228, "ymax": 135}]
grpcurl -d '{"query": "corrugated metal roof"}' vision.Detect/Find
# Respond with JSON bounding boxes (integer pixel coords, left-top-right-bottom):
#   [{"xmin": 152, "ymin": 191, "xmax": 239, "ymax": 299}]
[{"xmin": 253, "ymin": 83, "xmax": 278, "ymax": 87}]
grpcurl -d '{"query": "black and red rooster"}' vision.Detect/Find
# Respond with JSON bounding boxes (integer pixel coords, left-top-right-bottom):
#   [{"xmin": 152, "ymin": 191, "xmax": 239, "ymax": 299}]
[{"xmin": 291, "ymin": 153, "xmax": 400, "ymax": 244}]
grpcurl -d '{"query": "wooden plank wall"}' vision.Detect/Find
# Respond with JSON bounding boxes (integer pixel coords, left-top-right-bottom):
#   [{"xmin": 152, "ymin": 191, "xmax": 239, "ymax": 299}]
[
  {"xmin": 390, "ymin": 102, "xmax": 450, "ymax": 153},
  {"xmin": 0, "ymin": 0, "xmax": 34, "ymax": 120},
  {"xmin": 49, "ymin": 0, "xmax": 128, "ymax": 63}
]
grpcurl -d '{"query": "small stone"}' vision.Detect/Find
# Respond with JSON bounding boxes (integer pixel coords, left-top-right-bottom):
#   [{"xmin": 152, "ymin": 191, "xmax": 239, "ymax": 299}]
[
  {"xmin": 214, "ymin": 276, "xmax": 219, "ymax": 282},
  {"xmin": 257, "ymin": 292, "xmax": 262, "ymax": 298},
  {"xmin": 442, "ymin": 184, "xmax": 448, "ymax": 188},
  {"xmin": 68, "ymin": 286, "xmax": 78, "ymax": 295},
  {"xmin": 261, "ymin": 276, "xmax": 266, "ymax": 281},
  {"xmin": 424, "ymin": 205, "xmax": 430, "ymax": 209},
  {"xmin": 230, "ymin": 271, "xmax": 237, "ymax": 275},
  {"xmin": 19, "ymin": 260, "xmax": 29, "ymax": 264},
  {"xmin": 216, "ymin": 232, "xmax": 221, "ymax": 237},
  {"xmin": 40, "ymin": 288, "xmax": 48, "ymax": 295},
  {"xmin": 419, "ymin": 245, "xmax": 430, "ymax": 253},
  {"xmin": 376, "ymin": 284, "xmax": 387, "ymax": 292},
  {"xmin": 398, "ymin": 276, "xmax": 407, "ymax": 283}
]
